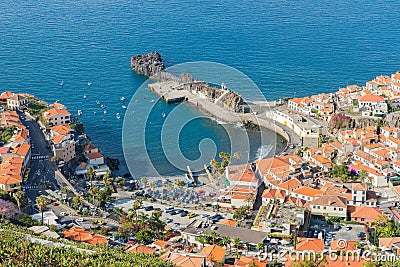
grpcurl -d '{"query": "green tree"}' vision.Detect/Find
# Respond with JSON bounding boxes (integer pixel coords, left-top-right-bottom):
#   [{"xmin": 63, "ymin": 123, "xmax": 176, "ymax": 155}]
[
  {"xmin": 71, "ymin": 195, "xmax": 84, "ymax": 209},
  {"xmin": 36, "ymin": 196, "xmax": 48, "ymax": 225},
  {"xmin": 86, "ymin": 167, "xmax": 95, "ymax": 187},
  {"xmin": 13, "ymin": 190, "xmax": 24, "ymax": 211},
  {"xmin": 88, "ymin": 186, "xmax": 99, "ymax": 204},
  {"xmin": 233, "ymin": 237, "xmax": 241, "ymax": 248},
  {"xmin": 220, "ymin": 236, "xmax": 231, "ymax": 251},
  {"xmin": 196, "ymin": 234, "xmax": 208, "ymax": 248},
  {"xmin": 233, "ymin": 152, "xmax": 242, "ymax": 161},
  {"xmin": 208, "ymin": 230, "xmax": 220, "ymax": 245},
  {"xmin": 127, "ymin": 199, "xmax": 143, "ymax": 223},
  {"xmin": 141, "ymin": 177, "xmax": 148, "ymax": 188},
  {"xmin": 257, "ymin": 242, "xmax": 265, "ymax": 251},
  {"xmin": 136, "ymin": 229, "xmax": 152, "ymax": 244}
]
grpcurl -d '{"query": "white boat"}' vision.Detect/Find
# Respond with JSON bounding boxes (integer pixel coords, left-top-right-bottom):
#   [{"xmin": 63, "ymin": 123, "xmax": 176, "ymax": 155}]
[
  {"xmin": 102, "ymin": 118, "xmax": 106, "ymax": 123},
  {"xmin": 150, "ymin": 100, "xmax": 155, "ymax": 103},
  {"xmin": 103, "ymin": 110, "xmax": 107, "ymax": 115},
  {"xmin": 162, "ymin": 112, "xmax": 166, "ymax": 118},
  {"xmin": 59, "ymin": 80, "xmax": 64, "ymax": 86},
  {"xmin": 116, "ymin": 113, "xmax": 121, "ymax": 119},
  {"xmin": 83, "ymin": 95, "xmax": 87, "ymax": 99},
  {"xmin": 120, "ymin": 96, "xmax": 125, "ymax": 101},
  {"xmin": 96, "ymin": 100, "xmax": 100, "ymax": 105},
  {"xmin": 87, "ymin": 82, "xmax": 92, "ymax": 86},
  {"xmin": 101, "ymin": 105, "xmax": 106, "ymax": 109},
  {"xmin": 122, "ymin": 105, "xmax": 127, "ymax": 109},
  {"xmin": 93, "ymin": 111, "xmax": 97, "ymax": 115},
  {"xmin": 78, "ymin": 110, "xmax": 83, "ymax": 116}
]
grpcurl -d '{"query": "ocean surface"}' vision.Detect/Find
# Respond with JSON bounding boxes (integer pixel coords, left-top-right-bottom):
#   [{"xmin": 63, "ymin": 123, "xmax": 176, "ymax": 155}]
[{"xmin": 0, "ymin": 1, "xmax": 399, "ymax": 176}]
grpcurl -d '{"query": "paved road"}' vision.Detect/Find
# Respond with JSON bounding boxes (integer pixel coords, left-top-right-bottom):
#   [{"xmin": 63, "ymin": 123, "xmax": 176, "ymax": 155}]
[{"xmin": 20, "ymin": 113, "xmax": 58, "ymax": 204}]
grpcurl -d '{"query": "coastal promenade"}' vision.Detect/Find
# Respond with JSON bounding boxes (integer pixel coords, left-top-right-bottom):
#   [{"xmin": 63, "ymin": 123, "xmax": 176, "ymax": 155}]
[{"xmin": 148, "ymin": 81, "xmax": 300, "ymax": 149}]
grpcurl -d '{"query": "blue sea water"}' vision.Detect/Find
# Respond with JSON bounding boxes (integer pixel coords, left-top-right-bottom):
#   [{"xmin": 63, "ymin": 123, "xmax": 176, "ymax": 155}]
[{"xmin": 0, "ymin": 1, "xmax": 399, "ymax": 176}]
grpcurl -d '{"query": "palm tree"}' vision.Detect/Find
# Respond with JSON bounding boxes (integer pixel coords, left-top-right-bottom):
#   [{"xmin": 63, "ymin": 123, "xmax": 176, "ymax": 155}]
[
  {"xmin": 127, "ymin": 199, "xmax": 142, "ymax": 223},
  {"xmin": 196, "ymin": 234, "xmax": 208, "ymax": 248},
  {"xmin": 86, "ymin": 167, "xmax": 95, "ymax": 187},
  {"xmin": 220, "ymin": 236, "xmax": 231, "ymax": 251},
  {"xmin": 88, "ymin": 186, "xmax": 99, "ymax": 205},
  {"xmin": 233, "ymin": 237, "xmax": 241, "ymax": 249},
  {"xmin": 233, "ymin": 249, "xmax": 241, "ymax": 259},
  {"xmin": 13, "ymin": 190, "xmax": 24, "ymax": 211},
  {"xmin": 36, "ymin": 195, "xmax": 48, "ymax": 225},
  {"xmin": 209, "ymin": 230, "xmax": 220, "ymax": 245},
  {"xmin": 149, "ymin": 181, "xmax": 156, "ymax": 191},
  {"xmin": 71, "ymin": 195, "xmax": 84, "ymax": 209},
  {"xmin": 257, "ymin": 242, "xmax": 265, "ymax": 252},
  {"xmin": 233, "ymin": 152, "xmax": 242, "ymax": 161},
  {"xmin": 141, "ymin": 177, "xmax": 148, "ymax": 188}
]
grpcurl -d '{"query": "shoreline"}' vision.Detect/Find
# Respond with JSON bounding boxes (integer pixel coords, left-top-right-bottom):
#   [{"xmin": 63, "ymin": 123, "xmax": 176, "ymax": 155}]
[{"xmin": 148, "ymin": 81, "xmax": 299, "ymax": 153}]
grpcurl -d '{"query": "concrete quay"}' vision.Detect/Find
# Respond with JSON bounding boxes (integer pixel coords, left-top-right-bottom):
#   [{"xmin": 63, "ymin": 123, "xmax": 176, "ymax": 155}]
[{"xmin": 147, "ymin": 81, "xmax": 301, "ymax": 148}]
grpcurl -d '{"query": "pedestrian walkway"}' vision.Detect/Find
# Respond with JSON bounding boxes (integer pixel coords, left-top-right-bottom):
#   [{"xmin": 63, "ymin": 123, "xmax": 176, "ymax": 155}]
[{"xmin": 31, "ymin": 155, "xmax": 49, "ymax": 160}]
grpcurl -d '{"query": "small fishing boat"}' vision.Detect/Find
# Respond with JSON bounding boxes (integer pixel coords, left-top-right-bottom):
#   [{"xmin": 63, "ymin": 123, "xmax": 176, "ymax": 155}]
[
  {"xmin": 78, "ymin": 110, "xmax": 83, "ymax": 116},
  {"xmin": 122, "ymin": 105, "xmax": 127, "ymax": 109},
  {"xmin": 103, "ymin": 110, "xmax": 107, "ymax": 115},
  {"xmin": 93, "ymin": 111, "xmax": 97, "ymax": 115},
  {"xmin": 150, "ymin": 99, "xmax": 155, "ymax": 103},
  {"xmin": 96, "ymin": 100, "xmax": 100, "ymax": 105},
  {"xmin": 162, "ymin": 112, "xmax": 166, "ymax": 118},
  {"xmin": 102, "ymin": 118, "xmax": 106, "ymax": 123},
  {"xmin": 101, "ymin": 104, "xmax": 106, "ymax": 109},
  {"xmin": 59, "ymin": 80, "xmax": 64, "ymax": 86},
  {"xmin": 120, "ymin": 96, "xmax": 125, "ymax": 101},
  {"xmin": 87, "ymin": 82, "xmax": 92, "ymax": 86},
  {"xmin": 83, "ymin": 95, "xmax": 87, "ymax": 99},
  {"xmin": 116, "ymin": 113, "xmax": 121, "ymax": 120},
  {"xmin": 143, "ymin": 95, "xmax": 148, "ymax": 99}
]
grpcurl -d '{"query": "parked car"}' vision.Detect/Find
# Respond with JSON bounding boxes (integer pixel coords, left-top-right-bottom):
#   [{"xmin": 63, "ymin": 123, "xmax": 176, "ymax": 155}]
[
  {"xmin": 143, "ymin": 206, "xmax": 153, "ymax": 211},
  {"xmin": 51, "ymin": 202, "xmax": 58, "ymax": 206},
  {"xmin": 346, "ymin": 226, "xmax": 352, "ymax": 231},
  {"xmin": 60, "ymin": 212, "xmax": 68, "ymax": 216},
  {"xmin": 166, "ymin": 218, "xmax": 173, "ymax": 223},
  {"xmin": 76, "ymin": 218, "xmax": 84, "ymax": 222},
  {"xmin": 180, "ymin": 211, "xmax": 188, "ymax": 217}
]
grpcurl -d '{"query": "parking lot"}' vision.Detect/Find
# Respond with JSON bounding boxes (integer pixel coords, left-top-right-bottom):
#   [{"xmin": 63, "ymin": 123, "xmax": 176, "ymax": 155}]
[
  {"xmin": 307, "ymin": 216, "xmax": 368, "ymax": 247},
  {"xmin": 113, "ymin": 198, "xmax": 232, "ymax": 230}
]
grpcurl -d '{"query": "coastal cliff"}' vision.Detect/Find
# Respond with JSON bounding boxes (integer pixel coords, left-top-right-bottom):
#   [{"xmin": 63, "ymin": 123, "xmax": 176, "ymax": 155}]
[{"xmin": 130, "ymin": 51, "xmax": 164, "ymax": 77}]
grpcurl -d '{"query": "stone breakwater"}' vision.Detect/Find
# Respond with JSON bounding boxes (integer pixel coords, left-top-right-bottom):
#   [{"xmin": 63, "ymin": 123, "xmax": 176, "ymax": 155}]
[
  {"xmin": 130, "ymin": 51, "xmax": 164, "ymax": 77},
  {"xmin": 131, "ymin": 52, "xmax": 298, "ymax": 146}
]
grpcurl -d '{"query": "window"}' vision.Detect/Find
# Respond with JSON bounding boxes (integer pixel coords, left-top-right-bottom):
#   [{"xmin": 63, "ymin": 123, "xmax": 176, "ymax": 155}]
[
  {"xmin": 339, "ymin": 208, "xmax": 343, "ymax": 211},
  {"xmin": 323, "ymin": 207, "xmax": 326, "ymax": 210},
  {"xmin": 362, "ymin": 191, "xmax": 366, "ymax": 195},
  {"xmin": 317, "ymin": 206, "xmax": 320, "ymax": 209},
  {"xmin": 333, "ymin": 207, "xmax": 336, "ymax": 211}
]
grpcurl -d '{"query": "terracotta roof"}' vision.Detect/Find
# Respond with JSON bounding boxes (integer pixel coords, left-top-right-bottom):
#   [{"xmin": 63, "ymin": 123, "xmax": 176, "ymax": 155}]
[
  {"xmin": 63, "ymin": 226, "xmax": 108, "ymax": 245},
  {"xmin": 13, "ymin": 143, "xmax": 30, "ymax": 157},
  {"xmin": 87, "ymin": 152, "xmax": 104, "ymax": 159},
  {"xmin": 379, "ymin": 237, "xmax": 400, "ymax": 249},
  {"xmin": 51, "ymin": 125, "xmax": 72, "ymax": 135},
  {"xmin": 219, "ymin": 219, "xmax": 238, "ymax": 227},
  {"xmin": 126, "ymin": 243, "xmax": 155, "ymax": 254},
  {"xmin": 0, "ymin": 91, "xmax": 14, "ymax": 100},
  {"xmin": 330, "ymin": 239, "xmax": 359, "ymax": 251},
  {"xmin": 349, "ymin": 206, "xmax": 384, "ymax": 220},
  {"xmin": 358, "ymin": 94, "xmax": 385, "ymax": 103},
  {"xmin": 325, "ymin": 257, "xmax": 367, "ymax": 267},
  {"xmin": 234, "ymin": 256, "xmax": 266, "ymax": 267},
  {"xmin": 293, "ymin": 186, "xmax": 324, "ymax": 198},
  {"xmin": 43, "ymin": 108, "xmax": 70, "ymax": 118},
  {"xmin": 286, "ymin": 196, "xmax": 307, "ymax": 207},
  {"xmin": 278, "ymin": 178, "xmax": 301, "ymax": 191},
  {"xmin": 0, "ymin": 147, "xmax": 10, "ymax": 154},
  {"xmin": 84, "ymin": 144, "xmax": 98, "ymax": 152},
  {"xmin": 351, "ymin": 183, "xmax": 367, "ymax": 191},
  {"xmin": 199, "ymin": 245, "xmax": 227, "ymax": 263},
  {"xmin": 160, "ymin": 252, "xmax": 205, "ymax": 267},
  {"xmin": 52, "ymin": 135, "xmax": 67, "ymax": 144},
  {"xmin": 152, "ymin": 239, "xmax": 169, "ymax": 249},
  {"xmin": 262, "ymin": 188, "xmax": 286, "ymax": 200},
  {"xmin": 295, "ymin": 238, "xmax": 324, "ymax": 252},
  {"xmin": 309, "ymin": 195, "xmax": 347, "ymax": 208}
]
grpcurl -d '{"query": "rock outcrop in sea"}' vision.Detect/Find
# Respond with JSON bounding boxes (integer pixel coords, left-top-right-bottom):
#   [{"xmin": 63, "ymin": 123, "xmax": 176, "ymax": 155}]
[{"xmin": 130, "ymin": 51, "xmax": 165, "ymax": 77}]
